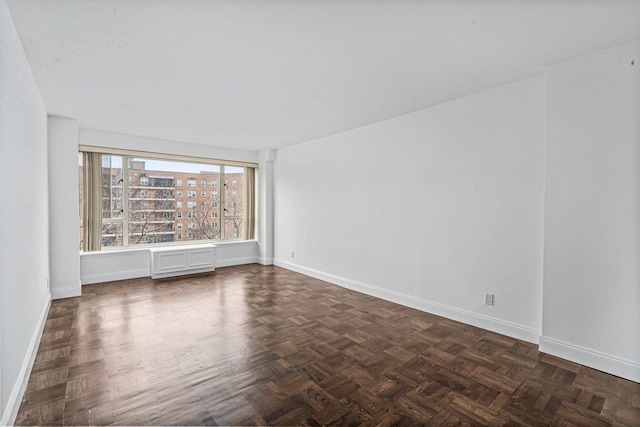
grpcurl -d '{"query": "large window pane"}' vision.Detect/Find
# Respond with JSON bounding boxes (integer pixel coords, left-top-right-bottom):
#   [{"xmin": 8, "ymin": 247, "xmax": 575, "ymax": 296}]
[
  {"xmin": 102, "ymin": 155, "xmax": 123, "ymax": 220},
  {"xmin": 127, "ymin": 158, "xmax": 222, "ymax": 246},
  {"xmin": 224, "ymin": 218, "xmax": 243, "ymax": 240},
  {"xmin": 224, "ymin": 166, "xmax": 244, "ymax": 218},
  {"xmin": 80, "ymin": 151, "xmax": 253, "ymax": 250},
  {"xmin": 102, "ymin": 222, "xmax": 123, "ymax": 247},
  {"xmin": 128, "ymin": 159, "xmax": 176, "ymax": 245}
]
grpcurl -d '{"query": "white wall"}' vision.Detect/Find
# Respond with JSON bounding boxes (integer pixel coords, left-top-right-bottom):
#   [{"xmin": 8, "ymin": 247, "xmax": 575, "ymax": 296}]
[
  {"xmin": 275, "ymin": 75, "xmax": 546, "ymax": 343},
  {"xmin": 541, "ymin": 40, "xmax": 640, "ymax": 381},
  {"xmin": 0, "ymin": 1, "xmax": 51, "ymax": 423},
  {"xmin": 48, "ymin": 115, "xmax": 81, "ymax": 299}
]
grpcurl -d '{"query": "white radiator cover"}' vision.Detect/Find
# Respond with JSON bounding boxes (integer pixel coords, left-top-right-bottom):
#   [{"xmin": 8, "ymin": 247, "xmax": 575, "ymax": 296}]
[{"xmin": 149, "ymin": 244, "xmax": 217, "ymax": 279}]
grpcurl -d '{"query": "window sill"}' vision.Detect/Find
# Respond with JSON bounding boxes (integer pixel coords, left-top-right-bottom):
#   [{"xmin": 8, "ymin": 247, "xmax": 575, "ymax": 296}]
[{"xmin": 80, "ymin": 239, "xmax": 257, "ymax": 258}]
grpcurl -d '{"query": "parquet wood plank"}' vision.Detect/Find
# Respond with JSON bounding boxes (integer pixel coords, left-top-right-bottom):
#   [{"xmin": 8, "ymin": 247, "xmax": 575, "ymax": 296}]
[{"xmin": 14, "ymin": 264, "xmax": 639, "ymax": 426}]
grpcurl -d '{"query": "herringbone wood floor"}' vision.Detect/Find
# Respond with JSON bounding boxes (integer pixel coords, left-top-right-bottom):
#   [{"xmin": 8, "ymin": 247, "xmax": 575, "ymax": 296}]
[{"xmin": 15, "ymin": 264, "xmax": 640, "ymax": 426}]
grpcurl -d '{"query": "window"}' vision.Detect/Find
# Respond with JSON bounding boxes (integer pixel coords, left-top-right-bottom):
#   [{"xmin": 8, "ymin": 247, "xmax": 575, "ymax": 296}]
[
  {"xmin": 79, "ymin": 151, "xmax": 254, "ymax": 250},
  {"xmin": 188, "ymin": 223, "xmax": 196, "ymax": 230}
]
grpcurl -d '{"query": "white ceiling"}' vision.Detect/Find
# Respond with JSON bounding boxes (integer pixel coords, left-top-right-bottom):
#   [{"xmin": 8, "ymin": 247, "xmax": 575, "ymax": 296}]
[{"xmin": 6, "ymin": 1, "xmax": 640, "ymax": 151}]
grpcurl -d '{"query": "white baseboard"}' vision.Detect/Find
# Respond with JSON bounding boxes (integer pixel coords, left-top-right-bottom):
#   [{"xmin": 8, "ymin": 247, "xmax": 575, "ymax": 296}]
[
  {"xmin": 216, "ymin": 256, "xmax": 258, "ymax": 268},
  {"xmin": 257, "ymin": 257, "xmax": 273, "ymax": 265},
  {"xmin": 51, "ymin": 280, "xmax": 82, "ymax": 300},
  {"xmin": 274, "ymin": 259, "xmax": 540, "ymax": 344},
  {"xmin": 539, "ymin": 336, "xmax": 640, "ymax": 382},
  {"xmin": 81, "ymin": 268, "xmax": 150, "ymax": 285},
  {"xmin": 1, "ymin": 294, "xmax": 51, "ymax": 427}
]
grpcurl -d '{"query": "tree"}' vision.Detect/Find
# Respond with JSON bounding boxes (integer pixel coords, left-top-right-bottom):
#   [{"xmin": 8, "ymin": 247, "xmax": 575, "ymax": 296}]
[
  {"xmin": 128, "ymin": 173, "xmax": 176, "ymax": 245},
  {"xmin": 189, "ymin": 193, "xmax": 222, "ymax": 240}
]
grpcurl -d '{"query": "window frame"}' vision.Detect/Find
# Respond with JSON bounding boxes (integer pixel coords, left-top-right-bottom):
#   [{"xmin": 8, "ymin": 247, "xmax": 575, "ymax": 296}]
[{"xmin": 80, "ymin": 147, "xmax": 256, "ymax": 250}]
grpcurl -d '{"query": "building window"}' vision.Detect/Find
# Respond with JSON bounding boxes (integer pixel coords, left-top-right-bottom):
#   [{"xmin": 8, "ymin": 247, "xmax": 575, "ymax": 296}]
[
  {"xmin": 188, "ymin": 232, "xmax": 195, "ymax": 240},
  {"xmin": 79, "ymin": 151, "xmax": 254, "ymax": 250},
  {"xmin": 177, "ymin": 233, "xmax": 182, "ymax": 240}
]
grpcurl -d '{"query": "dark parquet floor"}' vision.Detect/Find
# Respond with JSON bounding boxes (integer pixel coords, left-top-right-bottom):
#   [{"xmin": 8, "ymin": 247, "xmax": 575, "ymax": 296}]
[{"xmin": 15, "ymin": 264, "xmax": 640, "ymax": 426}]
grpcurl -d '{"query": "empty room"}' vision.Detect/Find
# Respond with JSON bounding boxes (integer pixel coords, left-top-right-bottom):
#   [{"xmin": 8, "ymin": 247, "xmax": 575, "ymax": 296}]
[{"xmin": 1, "ymin": 0, "xmax": 639, "ymax": 425}]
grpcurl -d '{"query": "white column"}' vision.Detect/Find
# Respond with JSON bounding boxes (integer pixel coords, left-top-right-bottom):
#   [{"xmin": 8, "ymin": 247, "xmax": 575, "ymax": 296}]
[
  {"xmin": 48, "ymin": 115, "xmax": 81, "ymax": 299},
  {"xmin": 257, "ymin": 149, "xmax": 276, "ymax": 264}
]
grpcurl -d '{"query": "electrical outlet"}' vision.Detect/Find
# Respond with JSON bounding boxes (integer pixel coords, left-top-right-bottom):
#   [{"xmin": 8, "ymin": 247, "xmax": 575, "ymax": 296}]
[
  {"xmin": 291, "ymin": 251, "xmax": 295, "ymax": 258},
  {"xmin": 484, "ymin": 293, "xmax": 494, "ymax": 306}
]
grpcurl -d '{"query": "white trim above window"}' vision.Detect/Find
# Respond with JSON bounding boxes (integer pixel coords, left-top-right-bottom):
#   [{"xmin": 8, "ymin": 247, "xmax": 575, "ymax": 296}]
[{"xmin": 79, "ymin": 145, "xmax": 258, "ymax": 168}]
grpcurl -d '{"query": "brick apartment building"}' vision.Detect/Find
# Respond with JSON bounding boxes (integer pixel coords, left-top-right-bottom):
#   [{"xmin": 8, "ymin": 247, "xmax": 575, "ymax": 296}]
[{"xmin": 81, "ymin": 159, "xmax": 245, "ymax": 248}]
